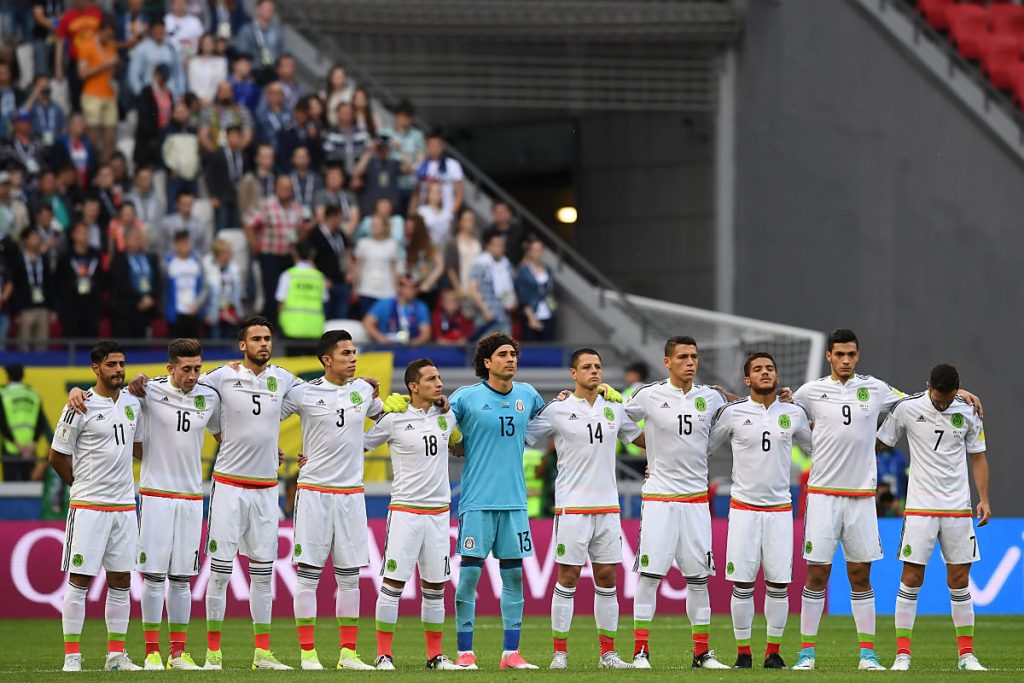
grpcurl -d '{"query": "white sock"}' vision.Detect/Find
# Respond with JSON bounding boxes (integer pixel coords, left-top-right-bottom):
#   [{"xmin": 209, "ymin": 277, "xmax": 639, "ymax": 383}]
[
  {"xmin": 421, "ymin": 587, "xmax": 445, "ymax": 628},
  {"xmin": 166, "ymin": 576, "xmax": 192, "ymax": 629},
  {"xmin": 551, "ymin": 583, "xmax": 576, "ymax": 642},
  {"xmin": 141, "ymin": 574, "xmax": 165, "ymax": 630},
  {"xmin": 335, "ymin": 567, "xmax": 360, "ymax": 623},
  {"xmin": 294, "ymin": 566, "xmax": 320, "ymax": 622},
  {"xmin": 594, "ymin": 585, "xmax": 619, "ymax": 639},
  {"xmin": 851, "ymin": 589, "xmax": 876, "ymax": 647},
  {"xmin": 800, "ymin": 587, "xmax": 826, "ymax": 647},
  {"xmin": 376, "ymin": 585, "xmax": 401, "ymax": 628},
  {"xmin": 62, "ymin": 582, "xmax": 87, "ymax": 641},
  {"xmin": 633, "ymin": 574, "xmax": 660, "ymax": 628},
  {"xmin": 105, "ymin": 586, "xmax": 131, "ymax": 652},
  {"xmin": 206, "ymin": 560, "xmax": 232, "ymax": 626},
  {"xmin": 895, "ymin": 582, "xmax": 920, "ymax": 652},
  {"xmin": 950, "ymin": 586, "xmax": 974, "ymax": 637},
  {"xmin": 730, "ymin": 586, "xmax": 755, "ymax": 643},
  {"xmin": 685, "ymin": 576, "xmax": 711, "ymax": 629},
  {"xmin": 248, "ymin": 561, "xmax": 274, "ymax": 630},
  {"xmin": 764, "ymin": 587, "xmax": 789, "ymax": 640}
]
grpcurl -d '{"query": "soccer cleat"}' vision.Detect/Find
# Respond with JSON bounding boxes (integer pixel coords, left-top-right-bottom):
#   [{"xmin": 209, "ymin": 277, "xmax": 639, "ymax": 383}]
[
  {"xmin": 62, "ymin": 654, "xmax": 83, "ymax": 672},
  {"xmin": 300, "ymin": 649, "xmax": 324, "ymax": 670},
  {"xmin": 499, "ymin": 651, "xmax": 539, "ymax": 670},
  {"xmin": 549, "ymin": 652, "xmax": 568, "ymax": 670},
  {"xmin": 337, "ymin": 648, "xmax": 375, "ymax": 671},
  {"xmin": 764, "ymin": 653, "xmax": 787, "ymax": 669},
  {"xmin": 104, "ymin": 651, "xmax": 142, "ymax": 671},
  {"xmin": 891, "ymin": 653, "xmax": 911, "ymax": 671},
  {"xmin": 426, "ymin": 654, "xmax": 461, "ymax": 670},
  {"xmin": 167, "ymin": 653, "xmax": 201, "ymax": 670},
  {"xmin": 455, "ymin": 652, "xmax": 478, "ymax": 670},
  {"xmin": 144, "ymin": 652, "xmax": 164, "ymax": 670},
  {"xmin": 858, "ymin": 651, "xmax": 886, "ymax": 671},
  {"xmin": 203, "ymin": 648, "xmax": 223, "ymax": 670},
  {"xmin": 375, "ymin": 654, "xmax": 396, "ymax": 670},
  {"xmin": 958, "ymin": 653, "xmax": 987, "ymax": 671},
  {"xmin": 734, "ymin": 653, "xmax": 753, "ymax": 669},
  {"xmin": 632, "ymin": 646, "xmax": 651, "ymax": 669},
  {"xmin": 252, "ymin": 649, "xmax": 292, "ymax": 670},
  {"xmin": 792, "ymin": 650, "xmax": 815, "ymax": 670},
  {"xmin": 598, "ymin": 651, "xmax": 634, "ymax": 669},
  {"xmin": 692, "ymin": 650, "xmax": 730, "ymax": 670}
]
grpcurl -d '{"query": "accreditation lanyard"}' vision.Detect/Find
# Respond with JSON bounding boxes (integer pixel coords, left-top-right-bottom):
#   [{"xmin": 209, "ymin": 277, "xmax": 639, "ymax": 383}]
[
  {"xmin": 290, "ymin": 172, "xmax": 313, "ymax": 206},
  {"xmin": 128, "ymin": 254, "xmax": 152, "ymax": 294},
  {"xmin": 24, "ymin": 254, "xmax": 44, "ymax": 304}
]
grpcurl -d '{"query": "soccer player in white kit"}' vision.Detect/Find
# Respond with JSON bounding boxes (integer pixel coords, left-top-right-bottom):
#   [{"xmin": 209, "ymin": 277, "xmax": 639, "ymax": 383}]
[
  {"xmin": 708, "ymin": 352, "xmax": 813, "ymax": 670},
  {"xmin": 49, "ymin": 341, "xmax": 143, "ymax": 672},
  {"xmin": 624, "ymin": 336, "xmax": 734, "ymax": 670},
  {"xmin": 789, "ymin": 328, "xmax": 981, "ymax": 671},
  {"xmin": 876, "ymin": 364, "xmax": 990, "ymax": 672},
  {"xmin": 525, "ymin": 348, "xmax": 642, "ymax": 670},
  {"xmin": 363, "ymin": 359, "xmax": 463, "ymax": 670},
  {"xmin": 282, "ymin": 330, "xmax": 381, "ymax": 671}
]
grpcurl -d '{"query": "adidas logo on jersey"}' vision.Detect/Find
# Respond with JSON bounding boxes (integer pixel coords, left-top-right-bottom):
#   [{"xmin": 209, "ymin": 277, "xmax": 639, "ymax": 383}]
[
  {"xmin": 316, "ymin": 399, "xmax": 326, "ymax": 406},
  {"xmin": 915, "ymin": 416, "xmax": 926, "ymax": 423},
  {"xmin": 482, "ymin": 404, "xmax": 491, "ymax": 410},
  {"xmin": 96, "ymin": 414, "xmax": 105, "ymax": 421},
  {"xmin": 162, "ymin": 396, "xmax": 170, "ymax": 402},
  {"xmin": 660, "ymin": 402, "xmax": 671, "ymax": 408},
  {"xmin": 743, "ymin": 419, "xmax": 753, "ymax": 426},
  {"xmin": 819, "ymin": 394, "xmax": 829, "ymax": 399},
  {"xmin": 405, "ymin": 424, "xmax": 416, "ymax": 431},
  {"xmin": 233, "ymin": 381, "xmax": 243, "ymax": 388},
  {"xmin": 568, "ymin": 414, "xmax": 578, "ymax": 420}
]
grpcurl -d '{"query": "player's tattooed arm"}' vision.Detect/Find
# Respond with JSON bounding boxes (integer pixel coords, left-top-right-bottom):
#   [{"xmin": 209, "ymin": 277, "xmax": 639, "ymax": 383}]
[
  {"xmin": 127, "ymin": 373, "xmax": 150, "ymax": 397},
  {"xmin": 48, "ymin": 449, "xmax": 73, "ymax": 486},
  {"xmin": 970, "ymin": 451, "xmax": 991, "ymax": 526}
]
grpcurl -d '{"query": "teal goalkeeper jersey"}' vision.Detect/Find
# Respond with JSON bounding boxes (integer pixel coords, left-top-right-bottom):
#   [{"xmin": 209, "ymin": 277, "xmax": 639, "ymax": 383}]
[{"xmin": 451, "ymin": 381, "xmax": 545, "ymax": 512}]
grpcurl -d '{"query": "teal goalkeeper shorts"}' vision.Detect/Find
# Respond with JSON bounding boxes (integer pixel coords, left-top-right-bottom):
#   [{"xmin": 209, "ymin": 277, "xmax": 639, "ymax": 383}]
[{"xmin": 457, "ymin": 509, "xmax": 532, "ymax": 560}]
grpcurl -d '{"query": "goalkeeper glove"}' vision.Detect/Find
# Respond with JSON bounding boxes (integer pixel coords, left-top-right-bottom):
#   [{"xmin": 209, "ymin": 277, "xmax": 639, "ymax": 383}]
[
  {"xmin": 382, "ymin": 393, "xmax": 411, "ymax": 413},
  {"xmin": 597, "ymin": 383, "xmax": 623, "ymax": 403}
]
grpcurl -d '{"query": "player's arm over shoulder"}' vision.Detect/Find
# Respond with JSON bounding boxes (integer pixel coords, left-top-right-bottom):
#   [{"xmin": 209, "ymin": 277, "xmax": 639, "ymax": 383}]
[
  {"xmin": 363, "ymin": 413, "xmax": 392, "ymax": 451},
  {"xmin": 354, "ymin": 378, "xmax": 384, "ymax": 417},
  {"xmin": 875, "ymin": 399, "xmax": 907, "ymax": 450},
  {"xmin": 525, "ymin": 399, "xmax": 557, "ymax": 447}
]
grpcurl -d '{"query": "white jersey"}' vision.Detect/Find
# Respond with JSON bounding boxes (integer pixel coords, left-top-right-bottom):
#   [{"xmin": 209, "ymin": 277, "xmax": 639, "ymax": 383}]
[
  {"xmin": 282, "ymin": 376, "xmax": 383, "ymax": 492},
  {"xmin": 202, "ymin": 363, "xmax": 300, "ymax": 487},
  {"xmin": 624, "ymin": 380, "xmax": 726, "ymax": 502},
  {"xmin": 363, "ymin": 405, "xmax": 459, "ymax": 512},
  {"xmin": 876, "ymin": 393, "xmax": 985, "ymax": 517},
  {"xmin": 709, "ymin": 397, "xmax": 813, "ymax": 509},
  {"xmin": 51, "ymin": 390, "xmax": 143, "ymax": 510},
  {"xmin": 794, "ymin": 374, "xmax": 904, "ymax": 497},
  {"xmin": 526, "ymin": 394, "xmax": 641, "ymax": 513},
  {"xmin": 138, "ymin": 376, "xmax": 222, "ymax": 499}
]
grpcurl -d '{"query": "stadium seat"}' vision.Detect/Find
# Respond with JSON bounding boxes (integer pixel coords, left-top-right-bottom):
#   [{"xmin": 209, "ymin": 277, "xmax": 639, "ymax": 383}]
[
  {"xmin": 948, "ymin": 4, "xmax": 990, "ymax": 60},
  {"xmin": 983, "ymin": 33, "xmax": 1020, "ymax": 90},
  {"xmin": 1009, "ymin": 61, "xmax": 1024, "ymax": 106},
  {"xmin": 989, "ymin": 3, "xmax": 1024, "ymax": 35},
  {"xmin": 918, "ymin": 0, "xmax": 953, "ymax": 31}
]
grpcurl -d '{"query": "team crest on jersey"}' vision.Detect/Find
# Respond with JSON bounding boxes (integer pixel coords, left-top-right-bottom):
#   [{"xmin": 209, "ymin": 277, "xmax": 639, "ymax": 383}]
[
  {"xmin": 515, "ymin": 400, "xmax": 525, "ymax": 412},
  {"xmin": 556, "ymin": 544, "xmax": 566, "ymax": 557},
  {"xmin": 139, "ymin": 551, "xmax": 147, "ymax": 564},
  {"xmin": 294, "ymin": 544, "xmax": 302, "ymax": 558},
  {"xmin": 726, "ymin": 561, "xmax": 735, "ymax": 575},
  {"xmin": 71, "ymin": 554, "xmax": 84, "ymax": 568},
  {"xmin": 386, "ymin": 559, "xmax": 398, "ymax": 572},
  {"xmin": 778, "ymin": 414, "xmax": 791, "ymax": 430},
  {"xmin": 194, "ymin": 395, "xmax": 206, "ymax": 411},
  {"xmin": 902, "ymin": 544, "xmax": 912, "ymax": 558},
  {"xmin": 124, "ymin": 406, "xmax": 135, "ymax": 421},
  {"xmin": 208, "ymin": 539, "xmax": 218, "ymax": 553},
  {"xmin": 603, "ymin": 407, "xmax": 615, "ymax": 421},
  {"xmin": 951, "ymin": 413, "xmax": 965, "ymax": 429},
  {"xmin": 350, "ymin": 391, "xmax": 364, "ymax": 405},
  {"xmin": 267, "ymin": 377, "xmax": 278, "ymax": 392},
  {"xmin": 695, "ymin": 397, "xmax": 707, "ymax": 412},
  {"xmin": 857, "ymin": 387, "xmax": 870, "ymax": 402},
  {"xmin": 639, "ymin": 554, "xmax": 649, "ymax": 568},
  {"xmin": 463, "ymin": 536, "xmax": 476, "ymax": 550},
  {"xmin": 804, "ymin": 541, "xmax": 813, "ymax": 555},
  {"xmin": 438, "ymin": 416, "xmax": 448, "ymax": 431}
]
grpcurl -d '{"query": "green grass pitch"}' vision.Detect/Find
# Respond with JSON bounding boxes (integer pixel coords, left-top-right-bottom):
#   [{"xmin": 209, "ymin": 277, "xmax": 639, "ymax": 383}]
[{"xmin": 1, "ymin": 615, "xmax": 1023, "ymax": 680}]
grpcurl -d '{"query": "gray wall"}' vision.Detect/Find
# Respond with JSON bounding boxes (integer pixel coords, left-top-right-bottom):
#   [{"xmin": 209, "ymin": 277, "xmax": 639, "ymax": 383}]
[{"xmin": 734, "ymin": 0, "xmax": 1021, "ymax": 511}]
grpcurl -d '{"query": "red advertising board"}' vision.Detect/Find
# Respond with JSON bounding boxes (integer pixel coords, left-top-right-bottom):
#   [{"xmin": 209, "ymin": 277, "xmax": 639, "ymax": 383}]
[{"xmin": 0, "ymin": 519, "xmax": 805, "ymax": 618}]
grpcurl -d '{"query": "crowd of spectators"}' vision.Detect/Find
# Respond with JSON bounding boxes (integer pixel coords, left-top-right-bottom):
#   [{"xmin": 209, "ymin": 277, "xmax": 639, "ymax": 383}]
[{"xmin": 0, "ymin": 0, "xmax": 558, "ymax": 351}]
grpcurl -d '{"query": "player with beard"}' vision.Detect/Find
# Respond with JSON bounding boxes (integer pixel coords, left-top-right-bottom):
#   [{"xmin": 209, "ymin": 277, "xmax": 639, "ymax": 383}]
[{"xmin": 708, "ymin": 352, "xmax": 813, "ymax": 669}]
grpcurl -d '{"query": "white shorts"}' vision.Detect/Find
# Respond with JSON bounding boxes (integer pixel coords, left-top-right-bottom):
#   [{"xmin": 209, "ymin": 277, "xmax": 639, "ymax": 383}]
[
  {"xmin": 137, "ymin": 495, "xmax": 203, "ymax": 576},
  {"xmin": 293, "ymin": 488, "xmax": 369, "ymax": 569},
  {"xmin": 634, "ymin": 499, "xmax": 715, "ymax": 577},
  {"xmin": 726, "ymin": 507, "xmax": 793, "ymax": 584},
  {"xmin": 898, "ymin": 515, "xmax": 980, "ymax": 565},
  {"xmin": 381, "ymin": 510, "xmax": 451, "ymax": 584},
  {"xmin": 554, "ymin": 512, "xmax": 622, "ymax": 566},
  {"xmin": 207, "ymin": 482, "xmax": 279, "ymax": 562},
  {"xmin": 62, "ymin": 507, "xmax": 138, "ymax": 576},
  {"xmin": 803, "ymin": 493, "xmax": 883, "ymax": 564}
]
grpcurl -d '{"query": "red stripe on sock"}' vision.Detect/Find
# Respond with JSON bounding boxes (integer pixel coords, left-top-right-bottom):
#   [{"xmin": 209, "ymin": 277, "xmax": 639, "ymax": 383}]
[
  {"xmin": 376, "ymin": 630, "xmax": 394, "ymax": 658},
  {"xmin": 801, "ymin": 642, "xmax": 814, "ymax": 650},
  {"xmin": 297, "ymin": 625, "xmax": 316, "ymax": 651},
  {"xmin": 207, "ymin": 630, "xmax": 221, "ymax": 651},
  {"xmin": 600, "ymin": 635, "xmax": 615, "ymax": 655},
  {"xmin": 108, "ymin": 639, "xmax": 125, "ymax": 654},
  {"xmin": 425, "ymin": 630, "xmax": 443, "ymax": 660},
  {"xmin": 896, "ymin": 636, "xmax": 911, "ymax": 656},
  {"xmin": 738, "ymin": 645, "xmax": 752, "ymax": 656},
  {"xmin": 859, "ymin": 640, "xmax": 874, "ymax": 650},
  {"xmin": 169, "ymin": 632, "xmax": 186, "ymax": 658},
  {"xmin": 957, "ymin": 636, "xmax": 973, "ymax": 657},
  {"xmin": 254, "ymin": 633, "xmax": 270, "ymax": 651},
  {"xmin": 766, "ymin": 642, "xmax": 780, "ymax": 657},
  {"xmin": 633, "ymin": 629, "xmax": 649, "ymax": 656},
  {"xmin": 693, "ymin": 633, "xmax": 709, "ymax": 658},
  {"xmin": 340, "ymin": 625, "xmax": 358, "ymax": 651},
  {"xmin": 553, "ymin": 637, "xmax": 568, "ymax": 653},
  {"xmin": 64, "ymin": 642, "xmax": 81, "ymax": 655},
  {"xmin": 144, "ymin": 630, "xmax": 160, "ymax": 655}
]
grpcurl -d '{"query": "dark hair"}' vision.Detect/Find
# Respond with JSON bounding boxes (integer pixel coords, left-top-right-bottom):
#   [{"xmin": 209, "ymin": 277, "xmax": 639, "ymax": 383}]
[
  {"xmin": 570, "ymin": 347, "xmax": 602, "ymax": 369},
  {"xmin": 481, "ymin": 228, "xmax": 504, "ymax": 248},
  {"xmin": 275, "ymin": 53, "xmax": 294, "ymax": 68},
  {"xmin": 294, "ymin": 240, "xmax": 313, "ymax": 260},
  {"xmin": 91, "ymin": 340, "xmax": 125, "ymax": 364},
  {"xmin": 4, "ymin": 364, "xmax": 24, "ymax": 382},
  {"xmin": 172, "ymin": 229, "xmax": 190, "ymax": 242},
  {"xmin": 625, "ymin": 361, "xmax": 649, "ymax": 381},
  {"xmin": 473, "ymin": 332, "xmax": 519, "ymax": 380},
  {"xmin": 134, "ymin": 165, "xmax": 152, "ymax": 177},
  {"xmin": 237, "ymin": 315, "xmax": 274, "ymax": 342},
  {"xmin": 827, "ymin": 328, "xmax": 859, "ymax": 352},
  {"xmin": 404, "ymin": 358, "xmax": 436, "ymax": 392},
  {"xmin": 316, "ymin": 329, "xmax": 352, "ymax": 366},
  {"xmin": 323, "ymin": 204, "xmax": 343, "ymax": 219},
  {"xmin": 664, "ymin": 335, "xmax": 698, "ymax": 357},
  {"xmin": 19, "ymin": 226, "xmax": 39, "ymax": 242},
  {"xmin": 233, "ymin": 52, "xmax": 253, "ymax": 63},
  {"xmin": 395, "ymin": 100, "xmax": 415, "ymax": 117},
  {"xmin": 225, "ymin": 124, "xmax": 242, "ymax": 135},
  {"xmin": 427, "ymin": 127, "xmax": 444, "ymax": 141},
  {"xmin": 176, "ymin": 187, "xmax": 194, "ymax": 200},
  {"xmin": 168, "ymin": 338, "xmax": 203, "ymax": 364},
  {"xmin": 150, "ymin": 18, "xmax": 165, "ymax": 29},
  {"xmin": 929, "ymin": 363, "xmax": 960, "ymax": 393},
  {"xmin": 118, "ymin": 200, "xmax": 136, "ymax": 213},
  {"xmin": 743, "ymin": 351, "xmax": 776, "ymax": 377}
]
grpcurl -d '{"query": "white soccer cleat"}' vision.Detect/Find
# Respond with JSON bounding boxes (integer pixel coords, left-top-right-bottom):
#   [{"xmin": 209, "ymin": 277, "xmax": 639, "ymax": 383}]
[
  {"xmin": 692, "ymin": 650, "xmax": 730, "ymax": 670},
  {"xmin": 62, "ymin": 654, "xmax": 83, "ymax": 672},
  {"xmin": 251, "ymin": 649, "xmax": 292, "ymax": 670},
  {"xmin": 203, "ymin": 648, "xmax": 223, "ymax": 670},
  {"xmin": 891, "ymin": 653, "xmax": 911, "ymax": 671},
  {"xmin": 337, "ymin": 648, "xmax": 375, "ymax": 670},
  {"xmin": 104, "ymin": 651, "xmax": 142, "ymax": 671},
  {"xmin": 375, "ymin": 654, "xmax": 396, "ymax": 670},
  {"xmin": 958, "ymin": 653, "xmax": 987, "ymax": 671},
  {"xmin": 598, "ymin": 651, "xmax": 634, "ymax": 669},
  {"xmin": 549, "ymin": 652, "xmax": 568, "ymax": 669},
  {"xmin": 143, "ymin": 652, "xmax": 164, "ymax": 670},
  {"xmin": 632, "ymin": 647, "xmax": 651, "ymax": 669},
  {"xmin": 300, "ymin": 649, "xmax": 324, "ymax": 670},
  {"xmin": 858, "ymin": 652, "xmax": 886, "ymax": 671},
  {"xmin": 167, "ymin": 653, "xmax": 202, "ymax": 670},
  {"xmin": 792, "ymin": 652, "xmax": 815, "ymax": 670},
  {"xmin": 426, "ymin": 654, "xmax": 462, "ymax": 670}
]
